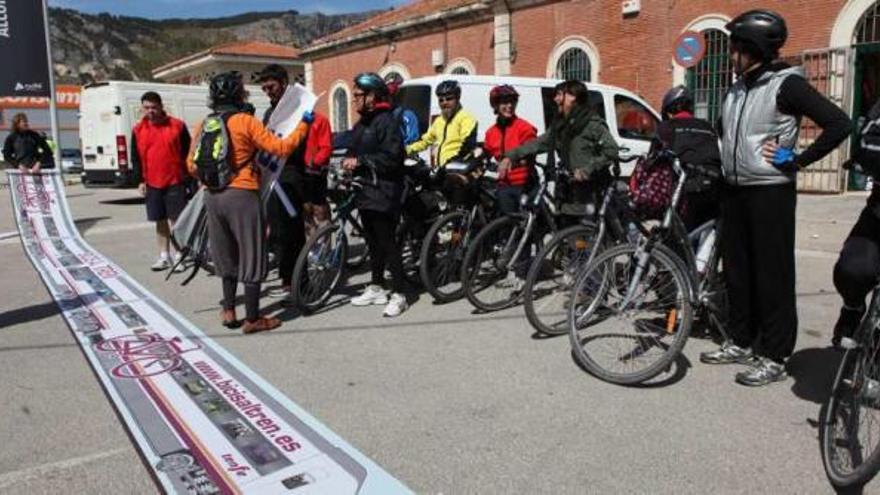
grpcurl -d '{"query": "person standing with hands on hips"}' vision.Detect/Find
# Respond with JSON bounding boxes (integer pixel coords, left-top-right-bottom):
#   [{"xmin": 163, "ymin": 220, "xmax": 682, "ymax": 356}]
[{"xmin": 699, "ymin": 10, "xmax": 852, "ymax": 386}]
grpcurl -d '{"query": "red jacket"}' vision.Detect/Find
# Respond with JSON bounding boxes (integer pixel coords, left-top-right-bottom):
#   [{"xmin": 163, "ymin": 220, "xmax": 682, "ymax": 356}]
[
  {"xmin": 132, "ymin": 115, "xmax": 190, "ymax": 189},
  {"xmin": 484, "ymin": 116, "xmax": 537, "ymax": 186},
  {"xmin": 303, "ymin": 112, "xmax": 332, "ymax": 169}
]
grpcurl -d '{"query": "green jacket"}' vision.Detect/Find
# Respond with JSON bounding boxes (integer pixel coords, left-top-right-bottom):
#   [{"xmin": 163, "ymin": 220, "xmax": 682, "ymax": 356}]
[{"xmin": 506, "ymin": 105, "xmax": 618, "ymax": 176}]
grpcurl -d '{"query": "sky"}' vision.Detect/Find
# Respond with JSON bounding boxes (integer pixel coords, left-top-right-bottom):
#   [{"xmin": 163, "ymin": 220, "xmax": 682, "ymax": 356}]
[{"xmin": 49, "ymin": 0, "xmax": 408, "ymax": 18}]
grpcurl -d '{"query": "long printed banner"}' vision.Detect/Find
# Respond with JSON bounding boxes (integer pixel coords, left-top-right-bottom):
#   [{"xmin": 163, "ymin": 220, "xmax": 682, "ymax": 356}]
[{"xmin": 8, "ymin": 170, "xmax": 411, "ymax": 495}]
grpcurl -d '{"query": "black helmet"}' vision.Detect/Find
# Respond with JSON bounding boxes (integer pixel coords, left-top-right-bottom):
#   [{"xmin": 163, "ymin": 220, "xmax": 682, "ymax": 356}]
[
  {"xmin": 436, "ymin": 80, "xmax": 461, "ymax": 99},
  {"xmin": 661, "ymin": 85, "xmax": 693, "ymax": 117},
  {"xmin": 726, "ymin": 9, "xmax": 787, "ymax": 61},
  {"xmin": 354, "ymin": 72, "xmax": 388, "ymax": 97},
  {"xmin": 210, "ymin": 71, "xmax": 245, "ymax": 106}
]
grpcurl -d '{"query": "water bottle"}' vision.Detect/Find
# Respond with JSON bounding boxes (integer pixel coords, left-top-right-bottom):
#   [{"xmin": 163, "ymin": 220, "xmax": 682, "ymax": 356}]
[
  {"xmin": 696, "ymin": 229, "xmax": 716, "ymax": 274},
  {"xmin": 626, "ymin": 222, "xmax": 640, "ymax": 244}
]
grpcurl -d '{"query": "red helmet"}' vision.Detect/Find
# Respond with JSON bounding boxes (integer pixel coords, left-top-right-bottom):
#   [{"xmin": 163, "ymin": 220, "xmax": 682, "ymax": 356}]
[
  {"xmin": 489, "ymin": 85, "xmax": 519, "ymax": 108},
  {"xmin": 384, "ymin": 72, "xmax": 404, "ymax": 96}
]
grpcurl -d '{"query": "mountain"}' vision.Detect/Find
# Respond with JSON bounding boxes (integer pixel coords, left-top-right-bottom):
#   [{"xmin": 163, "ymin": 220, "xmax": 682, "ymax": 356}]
[{"xmin": 49, "ymin": 8, "xmax": 379, "ymax": 84}]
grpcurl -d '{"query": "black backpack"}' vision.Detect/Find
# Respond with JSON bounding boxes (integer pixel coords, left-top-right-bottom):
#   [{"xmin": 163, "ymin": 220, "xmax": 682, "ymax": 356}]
[
  {"xmin": 851, "ymin": 99, "xmax": 880, "ymax": 179},
  {"xmin": 192, "ymin": 112, "xmax": 236, "ymax": 190}
]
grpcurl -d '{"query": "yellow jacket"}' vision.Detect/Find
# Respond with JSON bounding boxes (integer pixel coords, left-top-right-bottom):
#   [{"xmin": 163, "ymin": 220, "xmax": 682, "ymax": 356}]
[{"xmin": 406, "ymin": 108, "xmax": 478, "ymax": 167}]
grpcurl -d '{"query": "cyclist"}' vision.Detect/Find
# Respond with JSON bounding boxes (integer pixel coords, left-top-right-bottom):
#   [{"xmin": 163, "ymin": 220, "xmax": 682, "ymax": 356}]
[
  {"xmin": 699, "ymin": 10, "xmax": 852, "ymax": 386},
  {"xmin": 501, "ymin": 80, "xmax": 618, "ymax": 210},
  {"xmin": 483, "ymin": 84, "xmax": 538, "ymax": 214},
  {"xmin": 831, "ymin": 97, "xmax": 880, "ymax": 348},
  {"xmin": 187, "ymin": 71, "xmax": 312, "ymax": 334},
  {"xmin": 385, "ymin": 73, "xmax": 421, "ymax": 146},
  {"xmin": 343, "ymin": 72, "xmax": 410, "ymax": 317},
  {"xmin": 653, "ymin": 85, "xmax": 722, "ymax": 231},
  {"xmin": 406, "ymin": 80, "xmax": 478, "ymax": 167}
]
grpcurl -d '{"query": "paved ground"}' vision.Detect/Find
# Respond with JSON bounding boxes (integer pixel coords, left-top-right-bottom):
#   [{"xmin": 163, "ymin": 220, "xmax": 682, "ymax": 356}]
[{"xmin": 0, "ymin": 181, "xmax": 873, "ymax": 494}]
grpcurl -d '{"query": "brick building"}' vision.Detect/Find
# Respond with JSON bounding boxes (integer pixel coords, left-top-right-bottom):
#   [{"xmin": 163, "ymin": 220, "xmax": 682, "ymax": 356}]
[
  {"xmin": 303, "ymin": 0, "xmax": 880, "ymax": 192},
  {"xmin": 152, "ymin": 40, "xmax": 304, "ymax": 86}
]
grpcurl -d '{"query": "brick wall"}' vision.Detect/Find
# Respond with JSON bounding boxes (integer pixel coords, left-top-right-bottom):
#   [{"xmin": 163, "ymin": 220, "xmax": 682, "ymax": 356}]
[{"xmin": 310, "ymin": 0, "xmax": 850, "ymax": 125}]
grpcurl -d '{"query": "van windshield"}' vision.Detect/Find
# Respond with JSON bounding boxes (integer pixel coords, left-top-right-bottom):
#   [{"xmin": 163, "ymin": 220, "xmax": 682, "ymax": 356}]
[{"xmin": 395, "ymin": 85, "xmax": 431, "ymax": 135}]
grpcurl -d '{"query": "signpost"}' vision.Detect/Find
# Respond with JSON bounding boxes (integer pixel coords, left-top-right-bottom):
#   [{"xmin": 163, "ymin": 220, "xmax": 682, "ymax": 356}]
[{"xmin": 674, "ymin": 31, "xmax": 707, "ymax": 69}]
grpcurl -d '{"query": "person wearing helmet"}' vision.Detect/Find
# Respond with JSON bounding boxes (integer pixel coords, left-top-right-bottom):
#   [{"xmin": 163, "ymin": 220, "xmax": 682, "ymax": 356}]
[
  {"xmin": 483, "ymin": 85, "xmax": 538, "ymax": 214},
  {"xmin": 653, "ymin": 85, "xmax": 722, "ymax": 231},
  {"xmin": 699, "ymin": 10, "xmax": 852, "ymax": 386},
  {"xmin": 502, "ymin": 80, "xmax": 618, "ymax": 209},
  {"xmin": 256, "ymin": 64, "xmax": 333, "ymax": 302},
  {"xmin": 406, "ymin": 80, "xmax": 478, "ymax": 167},
  {"xmin": 343, "ymin": 72, "xmax": 410, "ymax": 317},
  {"xmin": 385, "ymin": 73, "xmax": 420, "ymax": 145},
  {"xmin": 187, "ymin": 71, "xmax": 313, "ymax": 334}
]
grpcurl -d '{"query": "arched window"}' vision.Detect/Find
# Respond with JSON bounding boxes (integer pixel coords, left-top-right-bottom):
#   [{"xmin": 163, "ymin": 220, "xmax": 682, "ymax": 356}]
[
  {"xmin": 445, "ymin": 58, "xmax": 476, "ymax": 75},
  {"xmin": 384, "ymin": 70, "xmax": 403, "ymax": 82},
  {"xmin": 685, "ymin": 29, "xmax": 733, "ymax": 122},
  {"xmin": 332, "ymin": 86, "xmax": 349, "ymax": 132},
  {"xmin": 451, "ymin": 66, "xmax": 470, "ymax": 75},
  {"xmin": 856, "ymin": 2, "xmax": 880, "ymax": 43},
  {"xmin": 555, "ymin": 48, "xmax": 591, "ymax": 81}
]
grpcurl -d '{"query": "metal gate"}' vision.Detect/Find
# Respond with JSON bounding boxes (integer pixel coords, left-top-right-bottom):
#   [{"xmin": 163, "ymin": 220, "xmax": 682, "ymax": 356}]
[{"xmin": 796, "ymin": 47, "xmax": 853, "ymax": 193}]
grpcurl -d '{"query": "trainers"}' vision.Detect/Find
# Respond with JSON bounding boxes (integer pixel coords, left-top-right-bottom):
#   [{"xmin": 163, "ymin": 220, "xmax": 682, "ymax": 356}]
[
  {"xmin": 242, "ymin": 316, "xmax": 281, "ymax": 334},
  {"xmin": 268, "ymin": 286, "xmax": 291, "ymax": 298},
  {"xmin": 351, "ymin": 284, "xmax": 388, "ymax": 306},
  {"xmin": 700, "ymin": 342, "xmax": 754, "ymax": 365},
  {"xmin": 735, "ymin": 357, "xmax": 788, "ymax": 386},
  {"xmin": 151, "ymin": 255, "xmax": 170, "ymax": 271},
  {"xmin": 383, "ymin": 293, "xmax": 409, "ymax": 317},
  {"xmin": 171, "ymin": 254, "xmax": 187, "ymax": 273},
  {"xmin": 832, "ymin": 305, "xmax": 865, "ymax": 349}
]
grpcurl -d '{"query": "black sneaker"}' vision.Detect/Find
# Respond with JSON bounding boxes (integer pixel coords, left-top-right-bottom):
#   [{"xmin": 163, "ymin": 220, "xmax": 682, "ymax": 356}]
[
  {"xmin": 832, "ymin": 305, "xmax": 865, "ymax": 349},
  {"xmin": 700, "ymin": 342, "xmax": 754, "ymax": 365},
  {"xmin": 735, "ymin": 357, "xmax": 788, "ymax": 387}
]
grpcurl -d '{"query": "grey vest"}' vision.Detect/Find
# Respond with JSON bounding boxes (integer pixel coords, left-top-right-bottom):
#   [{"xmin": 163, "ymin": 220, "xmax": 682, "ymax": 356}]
[{"xmin": 721, "ymin": 66, "xmax": 804, "ymax": 186}]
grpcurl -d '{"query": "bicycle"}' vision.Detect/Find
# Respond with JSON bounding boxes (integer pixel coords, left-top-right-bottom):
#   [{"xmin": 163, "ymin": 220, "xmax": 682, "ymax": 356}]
[
  {"xmin": 418, "ymin": 158, "xmax": 498, "ymax": 303},
  {"xmin": 290, "ymin": 163, "xmax": 370, "ymax": 313},
  {"xmin": 460, "ymin": 162, "xmax": 561, "ymax": 312},
  {"xmin": 522, "ymin": 156, "xmax": 640, "ymax": 336},
  {"xmin": 397, "ymin": 156, "xmax": 445, "ymax": 287},
  {"xmin": 820, "ymin": 284, "xmax": 880, "ymax": 488},
  {"xmin": 566, "ymin": 150, "xmax": 727, "ymax": 385}
]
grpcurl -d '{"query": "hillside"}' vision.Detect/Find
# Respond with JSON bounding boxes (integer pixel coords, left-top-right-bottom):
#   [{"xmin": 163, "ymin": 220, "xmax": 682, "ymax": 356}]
[{"xmin": 49, "ymin": 8, "xmax": 379, "ymax": 83}]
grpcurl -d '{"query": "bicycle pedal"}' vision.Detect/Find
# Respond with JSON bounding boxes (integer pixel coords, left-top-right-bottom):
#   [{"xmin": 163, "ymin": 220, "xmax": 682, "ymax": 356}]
[{"xmin": 840, "ymin": 337, "xmax": 858, "ymax": 350}]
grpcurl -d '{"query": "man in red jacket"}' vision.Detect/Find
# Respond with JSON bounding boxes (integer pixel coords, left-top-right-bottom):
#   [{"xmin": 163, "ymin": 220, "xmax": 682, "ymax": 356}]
[
  {"xmin": 483, "ymin": 85, "xmax": 537, "ymax": 214},
  {"xmin": 131, "ymin": 91, "xmax": 191, "ymax": 271}
]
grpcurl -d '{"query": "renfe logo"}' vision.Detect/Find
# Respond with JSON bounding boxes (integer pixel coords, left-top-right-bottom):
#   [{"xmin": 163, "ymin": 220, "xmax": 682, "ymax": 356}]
[
  {"xmin": 0, "ymin": 1, "xmax": 9, "ymax": 38},
  {"xmin": 221, "ymin": 454, "xmax": 252, "ymax": 477}
]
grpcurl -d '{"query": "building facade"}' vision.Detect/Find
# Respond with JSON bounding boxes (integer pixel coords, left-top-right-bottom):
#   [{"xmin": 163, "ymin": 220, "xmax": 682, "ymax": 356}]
[
  {"xmin": 304, "ymin": 0, "xmax": 880, "ymax": 192},
  {"xmin": 152, "ymin": 41, "xmax": 305, "ymax": 86}
]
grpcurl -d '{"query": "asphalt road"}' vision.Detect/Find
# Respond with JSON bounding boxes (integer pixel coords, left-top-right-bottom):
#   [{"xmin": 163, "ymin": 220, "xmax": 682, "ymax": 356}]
[{"xmin": 0, "ymin": 181, "xmax": 872, "ymax": 494}]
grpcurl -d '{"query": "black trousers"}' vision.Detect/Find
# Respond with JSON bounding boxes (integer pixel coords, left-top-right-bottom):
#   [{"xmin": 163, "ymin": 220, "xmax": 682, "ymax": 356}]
[
  {"xmin": 267, "ymin": 181, "xmax": 305, "ymax": 287},
  {"xmin": 722, "ymin": 183, "xmax": 798, "ymax": 362},
  {"xmin": 361, "ymin": 209, "xmax": 407, "ymax": 294},
  {"xmin": 834, "ymin": 207, "xmax": 880, "ymax": 309}
]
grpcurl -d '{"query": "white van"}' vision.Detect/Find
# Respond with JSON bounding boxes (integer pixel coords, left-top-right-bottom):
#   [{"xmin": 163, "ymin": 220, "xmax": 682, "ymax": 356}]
[
  {"xmin": 79, "ymin": 81, "xmax": 271, "ymax": 187},
  {"xmin": 395, "ymin": 75, "xmax": 660, "ymax": 175}
]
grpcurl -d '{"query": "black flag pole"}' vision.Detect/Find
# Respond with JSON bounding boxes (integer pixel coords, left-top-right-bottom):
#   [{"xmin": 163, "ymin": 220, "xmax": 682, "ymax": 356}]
[{"xmin": 40, "ymin": 0, "xmax": 62, "ymax": 180}]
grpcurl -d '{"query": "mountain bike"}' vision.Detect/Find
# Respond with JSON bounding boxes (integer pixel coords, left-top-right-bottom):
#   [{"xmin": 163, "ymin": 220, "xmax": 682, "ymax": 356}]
[{"xmin": 566, "ymin": 150, "xmax": 727, "ymax": 384}]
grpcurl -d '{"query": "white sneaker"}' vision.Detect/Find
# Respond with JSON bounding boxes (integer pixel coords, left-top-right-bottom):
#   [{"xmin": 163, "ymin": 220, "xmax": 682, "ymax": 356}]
[
  {"xmin": 171, "ymin": 254, "xmax": 186, "ymax": 273},
  {"xmin": 383, "ymin": 293, "xmax": 408, "ymax": 317},
  {"xmin": 151, "ymin": 255, "xmax": 170, "ymax": 271},
  {"xmin": 351, "ymin": 284, "xmax": 388, "ymax": 306},
  {"xmin": 268, "ymin": 286, "xmax": 291, "ymax": 298}
]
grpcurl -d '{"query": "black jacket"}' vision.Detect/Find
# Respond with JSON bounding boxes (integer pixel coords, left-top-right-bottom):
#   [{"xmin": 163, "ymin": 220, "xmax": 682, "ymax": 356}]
[
  {"xmin": 347, "ymin": 105, "xmax": 405, "ymax": 213},
  {"xmin": 3, "ymin": 130, "xmax": 53, "ymax": 167},
  {"xmin": 655, "ymin": 115, "xmax": 722, "ymax": 192}
]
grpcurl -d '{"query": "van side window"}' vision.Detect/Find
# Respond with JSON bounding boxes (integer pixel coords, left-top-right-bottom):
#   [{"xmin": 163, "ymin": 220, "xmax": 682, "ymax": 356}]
[
  {"xmin": 395, "ymin": 85, "xmax": 431, "ymax": 135},
  {"xmin": 540, "ymin": 88, "xmax": 606, "ymax": 129},
  {"xmin": 614, "ymin": 95, "xmax": 658, "ymax": 141}
]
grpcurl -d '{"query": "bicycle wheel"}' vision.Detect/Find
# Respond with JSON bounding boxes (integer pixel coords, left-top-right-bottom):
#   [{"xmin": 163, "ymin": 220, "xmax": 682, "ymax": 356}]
[
  {"xmin": 568, "ymin": 243, "xmax": 693, "ymax": 385},
  {"xmin": 419, "ymin": 210, "xmax": 472, "ymax": 303},
  {"xmin": 291, "ymin": 223, "xmax": 347, "ymax": 313},
  {"xmin": 397, "ymin": 221, "xmax": 423, "ymax": 287},
  {"xmin": 524, "ymin": 223, "xmax": 600, "ymax": 336},
  {"xmin": 821, "ymin": 299, "xmax": 880, "ymax": 487},
  {"xmin": 462, "ymin": 216, "xmax": 528, "ymax": 312},
  {"xmin": 344, "ymin": 210, "xmax": 368, "ymax": 270}
]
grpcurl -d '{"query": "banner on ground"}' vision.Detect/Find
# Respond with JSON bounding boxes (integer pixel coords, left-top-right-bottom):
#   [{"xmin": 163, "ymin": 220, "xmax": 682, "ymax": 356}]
[
  {"xmin": 0, "ymin": 1, "xmax": 52, "ymax": 97},
  {"xmin": 8, "ymin": 170, "xmax": 410, "ymax": 495}
]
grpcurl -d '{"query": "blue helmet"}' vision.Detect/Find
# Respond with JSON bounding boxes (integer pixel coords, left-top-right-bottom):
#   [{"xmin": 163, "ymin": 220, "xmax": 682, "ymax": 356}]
[{"xmin": 354, "ymin": 72, "xmax": 388, "ymax": 97}]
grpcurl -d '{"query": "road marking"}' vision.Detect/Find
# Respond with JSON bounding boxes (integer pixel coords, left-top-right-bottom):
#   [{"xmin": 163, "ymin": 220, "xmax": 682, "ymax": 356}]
[{"xmin": 0, "ymin": 448, "xmax": 129, "ymax": 489}]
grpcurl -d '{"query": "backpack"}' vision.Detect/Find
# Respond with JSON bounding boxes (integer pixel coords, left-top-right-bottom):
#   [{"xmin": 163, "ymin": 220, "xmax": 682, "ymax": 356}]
[
  {"xmin": 629, "ymin": 151, "xmax": 686, "ymax": 220},
  {"xmin": 192, "ymin": 112, "xmax": 236, "ymax": 190},
  {"xmin": 851, "ymin": 99, "xmax": 880, "ymax": 179}
]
